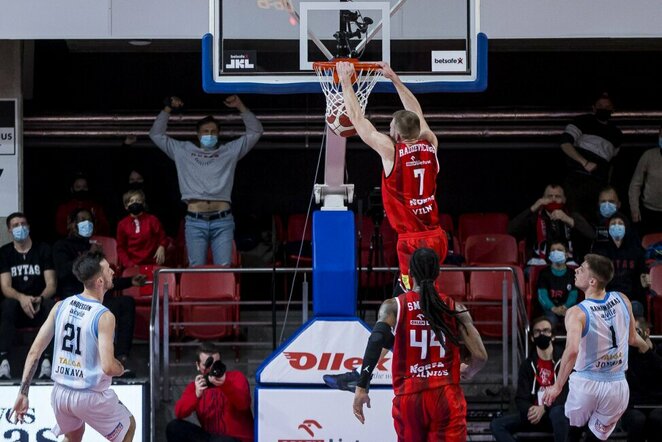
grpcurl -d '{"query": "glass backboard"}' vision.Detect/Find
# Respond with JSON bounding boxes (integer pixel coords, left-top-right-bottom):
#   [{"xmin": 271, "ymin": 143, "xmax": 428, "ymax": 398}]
[{"xmin": 203, "ymin": 0, "xmax": 486, "ymax": 94}]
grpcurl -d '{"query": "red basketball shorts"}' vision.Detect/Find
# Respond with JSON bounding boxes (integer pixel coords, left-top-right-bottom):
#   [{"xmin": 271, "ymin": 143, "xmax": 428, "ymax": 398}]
[
  {"xmin": 392, "ymin": 384, "xmax": 467, "ymax": 442},
  {"xmin": 397, "ymin": 227, "xmax": 448, "ymax": 290}
]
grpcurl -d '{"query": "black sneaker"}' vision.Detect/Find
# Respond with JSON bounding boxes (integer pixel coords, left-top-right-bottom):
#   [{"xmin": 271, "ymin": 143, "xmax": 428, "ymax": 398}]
[{"xmin": 323, "ymin": 369, "xmax": 360, "ymax": 393}]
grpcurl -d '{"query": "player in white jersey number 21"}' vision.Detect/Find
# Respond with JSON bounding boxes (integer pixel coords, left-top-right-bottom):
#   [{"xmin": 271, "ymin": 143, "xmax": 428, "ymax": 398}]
[{"xmin": 10, "ymin": 250, "xmax": 136, "ymax": 442}]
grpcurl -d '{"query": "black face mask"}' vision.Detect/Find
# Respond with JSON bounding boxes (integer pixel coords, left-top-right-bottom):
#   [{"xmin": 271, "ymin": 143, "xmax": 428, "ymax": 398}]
[
  {"xmin": 533, "ymin": 335, "xmax": 552, "ymax": 350},
  {"xmin": 595, "ymin": 109, "xmax": 612, "ymax": 122},
  {"xmin": 127, "ymin": 182, "xmax": 144, "ymax": 191},
  {"xmin": 72, "ymin": 190, "xmax": 90, "ymax": 200},
  {"xmin": 127, "ymin": 203, "xmax": 144, "ymax": 215}
]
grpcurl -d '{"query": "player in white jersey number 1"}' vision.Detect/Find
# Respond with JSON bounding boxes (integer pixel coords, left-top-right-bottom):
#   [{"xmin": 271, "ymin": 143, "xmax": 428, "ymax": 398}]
[
  {"xmin": 542, "ymin": 253, "xmax": 649, "ymax": 441},
  {"xmin": 10, "ymin": 250, "xmax": 136, "ymax": 442}
]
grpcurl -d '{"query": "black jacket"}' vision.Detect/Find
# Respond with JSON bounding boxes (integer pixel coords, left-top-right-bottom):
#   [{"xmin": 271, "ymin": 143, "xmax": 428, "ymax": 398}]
[
  {"xmin": 52, "ymin": 235, "xmax": 132, "ymax": 297},
  {"xmin": 626, "ymin": 343, "xmax": 662, "ymax": 407},
  {"xmin": 515, "ymin": 343, "xmax": 568, "ymax": 420}
]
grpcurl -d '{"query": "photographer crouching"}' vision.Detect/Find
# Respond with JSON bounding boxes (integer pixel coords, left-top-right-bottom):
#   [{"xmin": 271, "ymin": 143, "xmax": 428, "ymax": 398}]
[{"xmin": 166, "ymin": 343, "xmax": 254, "ymax": 442}]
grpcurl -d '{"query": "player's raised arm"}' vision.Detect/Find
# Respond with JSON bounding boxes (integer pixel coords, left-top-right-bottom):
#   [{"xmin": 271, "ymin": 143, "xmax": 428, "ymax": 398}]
[
  {"xmin": 455, "ymin": 303, "xmax": 488, "ymax": 380},
  {"xmin": 379, "ymin": 62, "xmax": 437, "ymax": 147},
  {"xmin": 337, "ymin": 61, "xmax": 394, "ymax": 162},
  {"xmin": 10, "ymin": 301, "xmax": 60, "ymax": 423},
  {"xmin": 621, "ymin": 292, "xmax": 649, "ymax": 352}
]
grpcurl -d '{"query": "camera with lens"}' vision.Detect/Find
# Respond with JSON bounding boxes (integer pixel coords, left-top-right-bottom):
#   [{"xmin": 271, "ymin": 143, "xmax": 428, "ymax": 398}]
[
  {"xmin": 203, "ymin": 356, "xmax": 227, "ymax": 387},
  {"xmin": 367, "ymin": 187, "xmax": 384, "ymax": 226}
]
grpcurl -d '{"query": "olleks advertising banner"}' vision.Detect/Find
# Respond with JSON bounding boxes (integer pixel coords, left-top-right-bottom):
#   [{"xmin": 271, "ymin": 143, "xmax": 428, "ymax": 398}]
[
  {"xmin": 0, "ymin": 384, "xmax": 144, "ymax": 441},
  {"xmin": 257, "ymin": 319, "xmax": 391, "ymax": 385},
  {"xmin": 257, "ymin": 388, "xmax": 397, "ymax": 441}
]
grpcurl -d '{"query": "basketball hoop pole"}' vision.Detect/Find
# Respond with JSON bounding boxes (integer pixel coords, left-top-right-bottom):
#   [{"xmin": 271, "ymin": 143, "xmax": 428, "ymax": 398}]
[{"xmin": 313, "ymin": 127, "xmax": 354, "ymax": 210}]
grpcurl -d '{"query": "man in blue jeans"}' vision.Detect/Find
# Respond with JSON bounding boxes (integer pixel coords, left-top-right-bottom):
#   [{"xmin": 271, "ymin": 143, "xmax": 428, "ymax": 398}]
[
  {"xmin": 149, "ymin": 95, "xmax": 263, "ymax": 266},
  {"xmin": 490, "ymin": 317, "xmax": 569, "ymax": 442}
]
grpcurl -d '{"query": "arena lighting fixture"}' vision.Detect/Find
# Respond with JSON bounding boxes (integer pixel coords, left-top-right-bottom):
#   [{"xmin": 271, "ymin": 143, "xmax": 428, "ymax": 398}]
[{"xmin": 128, "ymin": 40, "xmax": 152, "ymax": 46}]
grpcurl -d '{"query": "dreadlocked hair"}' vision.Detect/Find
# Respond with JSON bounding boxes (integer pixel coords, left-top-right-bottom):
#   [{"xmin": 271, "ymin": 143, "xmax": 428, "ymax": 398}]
[{"xmin": 409, "ymin": 248, "xmax": 461, "ymax": 346}]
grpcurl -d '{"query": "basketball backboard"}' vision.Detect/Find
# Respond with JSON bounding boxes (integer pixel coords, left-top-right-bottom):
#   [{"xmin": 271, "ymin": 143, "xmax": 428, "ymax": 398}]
[{"xmin": 202, "ymin": 0, "xmax": 487, "ymax": 94}]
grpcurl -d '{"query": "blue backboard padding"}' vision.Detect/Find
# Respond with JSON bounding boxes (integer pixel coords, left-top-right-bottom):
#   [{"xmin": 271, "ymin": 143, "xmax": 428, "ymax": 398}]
[
  {"xmin": 312, "ymin": 211, "xmax": 357, "ymax": 317},
  {"xmin": 202, "ymin": 33, "xmax": 488, "ymax": 94}
]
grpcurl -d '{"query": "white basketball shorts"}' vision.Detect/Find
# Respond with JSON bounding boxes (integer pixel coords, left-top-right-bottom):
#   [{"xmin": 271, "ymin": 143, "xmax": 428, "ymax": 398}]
[
  {"xmin": 51, "ymin": 383, "xmax": 133, "ymax": 441},
  {"xmin": 564, "ymin": 373, "xmax": 629, "ymax": 440}
]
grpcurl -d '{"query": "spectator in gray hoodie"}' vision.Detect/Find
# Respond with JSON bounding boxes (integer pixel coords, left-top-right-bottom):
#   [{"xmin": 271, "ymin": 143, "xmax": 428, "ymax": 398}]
[{"xmin": 149, "ymin": 95, "xmax": 263, "ymax": 266}]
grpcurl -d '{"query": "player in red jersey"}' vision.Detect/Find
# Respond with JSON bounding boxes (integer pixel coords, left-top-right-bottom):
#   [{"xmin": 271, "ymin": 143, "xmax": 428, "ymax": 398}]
[
  {"xmin": 352, "ymin": 248, "xmax": 487, "ymax": 441},
  {"xmin": 338, "ymin": 61, "xmax": 447, "ymax": 291}
]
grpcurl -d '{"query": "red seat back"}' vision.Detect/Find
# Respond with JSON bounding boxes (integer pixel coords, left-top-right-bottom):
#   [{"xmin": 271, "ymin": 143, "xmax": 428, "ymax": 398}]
[
  {"xmin": 91, "ymin": 235, "xmax": 118, "ymax": 269},
  {"xmin": 287, "ymin": 213, "xmax": 312, "ymax": 242},
  {"xmin": 438, "ymin": 213, "xmax": 455, "ymax": 235},
  {"xmin": 458, "ymin": 213, "xmax": 509, "ymax": 249},
  {"xmin": 642, "ymin": 233, "xmax": 662, "ymax": 249},
  {"xmin": 468, "ymin": 266, "xmax": 525, "ymax": 337},
  {"xmin": 179, "ymin": 266, "xmax": 238, "ymax": 340},
  {"xmin": 436, "ymin": 269, "xmax": 466, "ymax": 301},
  {"xmin": 464, "ymin": 234, "xmax": 518, "ymax": 265}
]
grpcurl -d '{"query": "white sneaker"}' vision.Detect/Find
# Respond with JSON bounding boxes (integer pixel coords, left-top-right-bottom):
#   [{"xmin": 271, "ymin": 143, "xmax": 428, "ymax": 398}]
[
  {"xmin": 0, "ymin": 359, "xmax": 10, "ymax": 380},
  {"xmin": 38, "ymin": 359, "xmax": 51, "ymax": 379}
]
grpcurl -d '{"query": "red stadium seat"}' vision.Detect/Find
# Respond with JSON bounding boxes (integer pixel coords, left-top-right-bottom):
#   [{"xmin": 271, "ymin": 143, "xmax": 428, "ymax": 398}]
[
  {"xmin": 286, "ymin": 213, "xmax": 313, "ymax": 265},
  {"xmin": 438, "ymin": 213, "xmax": 455, "ymax": 235},
  {"xmin": 467, "ymin": 266, "xmax": 525, "ymax": 337},
  {"xmin": 122, "ymin": 265, "xmax": 177, "ymax": 340},
  {"xmin": 358, "ymin": 216, "xmax": 398, "ymax": 288},
  {"xmin": 436, "ymin": 268, "xmax": 467, "ymax": 301},
  {"xmin": 457, "ymin": 213, "xmax": 509, "ymax": 250},
  {"xmin": 91, "ymin": 235, "xmax": 118, "ymax": 269},
  {"xmin": 179, "ymin": 266, "xmax": 239, "ymax": 340},
  {"xmin": 464, "ymin": 234, "xmax": 518, "ymax": 265},
  {"xmin": 642, "ymin": 233, "xmax": 662, "ymax": 249}
]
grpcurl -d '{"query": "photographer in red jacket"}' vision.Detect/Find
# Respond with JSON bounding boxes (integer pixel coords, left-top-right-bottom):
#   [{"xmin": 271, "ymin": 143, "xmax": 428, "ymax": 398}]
[{"xmin": 166, "ymin": 343, "xmax": 253, "ymax": 442}]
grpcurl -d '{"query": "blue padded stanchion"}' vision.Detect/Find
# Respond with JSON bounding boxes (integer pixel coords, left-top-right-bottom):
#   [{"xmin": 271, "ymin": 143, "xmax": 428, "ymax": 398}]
[{"xmin": 312, "ymin": 210, "xmax": 356, "ymax": 317}]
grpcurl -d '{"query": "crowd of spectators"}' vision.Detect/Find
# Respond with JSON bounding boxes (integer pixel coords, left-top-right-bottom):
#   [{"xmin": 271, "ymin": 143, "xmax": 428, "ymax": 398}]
[{"xmin": 0, "ymin": 92, "xmax": 660, "ymax": 440}]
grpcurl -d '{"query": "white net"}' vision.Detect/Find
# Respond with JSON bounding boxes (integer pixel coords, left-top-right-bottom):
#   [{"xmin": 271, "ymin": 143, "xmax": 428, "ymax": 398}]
[{"xmin": 314, "ymin": 61, "xmax": 383, "ymax": 135}]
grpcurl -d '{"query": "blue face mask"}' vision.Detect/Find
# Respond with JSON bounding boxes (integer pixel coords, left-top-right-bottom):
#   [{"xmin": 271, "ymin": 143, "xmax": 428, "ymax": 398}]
[
  {"xmin": 609, "ymin": 224, "xmax": 626, "ymax": 241},
  {"xmin": 599, "ymin": 201, "xmax": 618, "ymax": 218},
  {"xmin": 658, "ymin": 137, "xmax": 662, "ymax": 149},
  {"xmin": 548, "ymin": 250, "xmax": 566, "ymax": 264},
  {"xmin": 11, "ymin": 225, "xmax": 29, "ymax": 241},
  {"xmin": 77, "ymin": 220, "xmax": 94, "ymax": 238},
  {"xmin": 199, "ymin": 135, "xmax": 218, "ymax": 150}
]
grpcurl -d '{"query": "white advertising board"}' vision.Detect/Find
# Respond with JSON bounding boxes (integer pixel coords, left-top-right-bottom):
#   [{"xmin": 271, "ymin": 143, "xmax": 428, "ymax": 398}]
[
  {"xmin": 0, "ymin": 384, "xmax": 145, "ymax": 441},
  {"xmin": 257, "ymin": 319, "xmax": 391, "ymax": 385},
  {"xmin": 0, "ymin": 99, "xmax": 19, "ymax": 217},
  {"xmin": 257, "ymin": 388, "xmax": 396, "ymax": 441}
]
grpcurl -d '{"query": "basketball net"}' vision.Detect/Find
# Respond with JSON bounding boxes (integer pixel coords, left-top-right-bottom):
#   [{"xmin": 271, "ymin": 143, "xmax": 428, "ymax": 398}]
[{"xmin": 313, "ymin": 59, "xmax": 383, "ymax": 133}]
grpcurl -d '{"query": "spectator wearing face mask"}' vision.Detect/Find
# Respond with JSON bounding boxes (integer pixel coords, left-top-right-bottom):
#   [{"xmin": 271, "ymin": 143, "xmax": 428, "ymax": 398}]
[
  {"xmin": 629, "ymin": 126, "xmax": 662, "ymax": 236},
  {"xmin": 509, "ymin": 184, "xmax": 594, "ymax": 266},
  {"xmin": 593, "ymin": 186, "xmax": 628, "ymax": 244},
  {"xmin": 490, "ymin": 317, "xmax": 569, "ymax": 442},
  {"xmin": 590, "ymin": 213, "xmax": 647, "ymax": 316},
  {"xmin": 52, "ymin": 208, "xmax": 144, "ymax": 377},
  {"xmin": 536, "ymin": 241, "xmax": 579, "ymax": 330},
  {"xmin": 560, "ymin": 93, "xmax": 623, "ymax": 218},
  {"xmin": 149, "ymin": 95, "xmax": 263, "ymax": 267},
  {"xmin": 116, "ymin": 189, "xmax": 169, "ymax": 268},
  {"xmin": 54, "ymin": 173, "xmax": 110, "ymax": 237}
]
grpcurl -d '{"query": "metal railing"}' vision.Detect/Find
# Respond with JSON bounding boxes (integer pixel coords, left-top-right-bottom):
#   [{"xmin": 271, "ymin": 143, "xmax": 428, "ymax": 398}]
[{"xmin": 148, "ymin": 265, "xmax": 528, "ymax": 442}]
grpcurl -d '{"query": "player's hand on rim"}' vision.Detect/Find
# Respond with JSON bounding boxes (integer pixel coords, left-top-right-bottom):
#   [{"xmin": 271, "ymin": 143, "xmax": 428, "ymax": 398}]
[
  {"xmin": 377, "ymin": 61, "xmax": 396, "ymax": 80},
  {"xmin": 352, "ymin": 387, "xmax": 370, "ymax": 424},
  {"xmin": 336, "ymin": 61, "xmax": 354, "ymax": 81}
]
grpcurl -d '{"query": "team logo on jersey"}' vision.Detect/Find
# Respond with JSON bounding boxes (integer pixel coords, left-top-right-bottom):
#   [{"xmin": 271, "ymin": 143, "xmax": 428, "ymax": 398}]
[
  {"xmin": 106, "ymin": 422, "xmax": 124, "ymax": 441},
  {"xmin": 594, "ymin": 418, "xmax": 615, "ymax": 434},
  {"xmin": 410, "ymin": 313, "xmax": 429, "ymax": 326}
]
